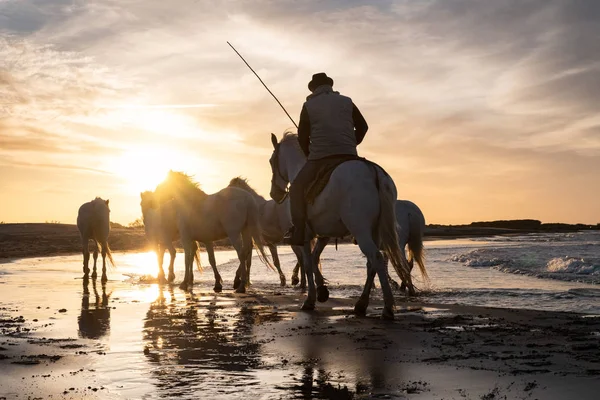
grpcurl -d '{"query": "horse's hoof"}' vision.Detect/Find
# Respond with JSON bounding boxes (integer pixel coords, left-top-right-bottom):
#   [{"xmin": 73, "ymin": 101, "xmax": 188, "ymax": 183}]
[
  {"xmin": 301, "ymin": 301, "xmax": 315, "ymax": 311},
  {"xmin": 168, "ymin": 273, "xmax": 176, "ymax": 283},
  {"xmin": 83, "ymin": 268, "xmax": 90, "ymax": 275},
  {"xmin": 91, "ymin": 272, "xmax": 97, "ymax": 280},
  {"xmin": 101, "ymin": 275, "xmax": 108, "ymax": 284},
  {"xmin": 381, "ymin": 308, "xmax": 395, "ymax": 320},
  {"xmin": 157, "ymin": 274, "xmax": 167, "ymax": 284},
  {"xmin": 235, "ymin": 285, "xmax": 246, "ymax": 294},
  {"xmin": 390, "ymin": 279, "xmax": 401, "ymax": 291},
  {"xmin": 179, "ymin": 282, "xmax": 188, "ymax": 291},
  {"xmin": 213, "ymin": 285, "xmax": 222, "ymax": 293},
  {"xmin": 408, "ymin": 287, "xmax": 417, "ymax": 297},
  {"xmin": 291, "ymin": 276, "xmax": 299, "ymax": 286},
  {"xmin": 399, "ymin": 283, "xmax": 407, "ymax": 292},
  {"xmin": 354, "ymin": 302, "xmax": 367, "ymax": 316},
  {"xmin": 233, "ymin": 277, "xmax": 241, "ymax": 290},
  {"xmin": 299, "ymin": 284, "xmax": 307, "ymax": 293},
  {"xmin": 316, "ymin": 286, "xmax": 329, "ymax": 303}
]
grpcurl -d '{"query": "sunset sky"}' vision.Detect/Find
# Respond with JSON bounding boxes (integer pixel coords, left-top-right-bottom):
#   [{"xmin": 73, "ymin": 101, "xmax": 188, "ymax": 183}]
[{"xmin": 1, "ymin": 0, "xmax": 599, "ymax": 225}]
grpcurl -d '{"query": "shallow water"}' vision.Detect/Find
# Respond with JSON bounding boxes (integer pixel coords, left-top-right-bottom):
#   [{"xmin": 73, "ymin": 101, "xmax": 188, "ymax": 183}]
[{"xmin": 1, "ymin": 234, "xmax": 599, "ymax": 398}]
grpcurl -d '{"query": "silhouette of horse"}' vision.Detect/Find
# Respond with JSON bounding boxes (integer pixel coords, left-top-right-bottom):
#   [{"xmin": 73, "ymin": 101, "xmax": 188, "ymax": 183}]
[
  {"xmin": 269, "ymin": 132, "xmax": 419, "ymax": 319},
  {"xmin": 140, "ymin": 191, "xmax": 201, "ymax": 284},
  {"xmin": 154, "ymin": 171, "xmax": 273, "ymax": 292},
  {"xmin": 77, "ymin": 197, "xmax": 114, "ymax": 283}
]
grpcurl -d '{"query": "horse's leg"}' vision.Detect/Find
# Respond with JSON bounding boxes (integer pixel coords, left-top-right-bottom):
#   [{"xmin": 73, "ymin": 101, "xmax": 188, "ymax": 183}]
[
  {"xmin": 311, "ymin": 237, "xmax": 329, "ymax": 302},
  {"xmin": 399, "ymin": 256, "xmax": 413, "ymax": 292},
  {"xmin": 291, "ymin": 245, "xmax": 303, "ymax": 289},
  {"xmin": 100, "ymin": 241, "xmax": 108, "ymax": 284},
  {"xmin": 167, "ymin": 243, "xmax": 176, "ymax": 283},
  {"xmin": 157, "ymin": 243, "xmax": 167, "ymax": 284},
  {"xmin": 268, "ymin": 244, "xmax": 286, "ymax": 286},
  {"xmin": 179, "ymin": 242, "xmax": 191, "ymax": 291},
  {"xmin": 231, "ymin": 232, "xmax": 249, "ymax": 294},
  {"xmin": 82, "ymin": 238, "xmax": 90, "ymax": 276},
  {"xmin": 91, "ymin": 240, "xmax": 99, "ymax": 280},
  {"xmin": 245, "ymin": 247, "xmax": 253, "ymax": 286},
  {"xmin": 355, "ymin": 234, "xmax": 395, "ymax": 319},
  {"xmin": 301, "ymin": 241, "xmax": 316, "ymax": 310},
  {"xmin": 291, "ymin": 260, "xmax": 300, "ymax": 286},
  {"xmin": 355, "ymin": 261, "xmax": 376, "ymax": 315},
  {"xmin": 205, "ymin": 242, "xmax": 222, "ymax": 292}
]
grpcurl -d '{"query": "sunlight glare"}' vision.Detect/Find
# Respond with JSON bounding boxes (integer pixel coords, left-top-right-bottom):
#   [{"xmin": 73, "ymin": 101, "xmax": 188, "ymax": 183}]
[{"xmin": 110, "ymin": 147, "xmax": 179, "ymax": 194}]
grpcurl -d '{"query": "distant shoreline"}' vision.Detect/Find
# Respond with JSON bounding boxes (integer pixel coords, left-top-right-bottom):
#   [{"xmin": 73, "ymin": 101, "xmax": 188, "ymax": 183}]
[{"xmin": 1, "ymin": 221, "xmax": 598, "ymax": 263}]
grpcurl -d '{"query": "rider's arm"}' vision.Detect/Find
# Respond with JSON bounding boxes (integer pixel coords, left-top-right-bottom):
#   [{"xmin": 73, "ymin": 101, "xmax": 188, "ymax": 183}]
[
  {"xmin": 352, "ymin": 103, "xmax": 368, "ymax": 145},
  {"xmin": 298, "ymin": 104, "xmax": 310, "ymax": 157}
]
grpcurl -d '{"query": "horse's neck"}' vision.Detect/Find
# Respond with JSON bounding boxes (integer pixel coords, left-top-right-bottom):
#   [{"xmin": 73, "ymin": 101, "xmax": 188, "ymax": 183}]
[
  {"xmin": 247, "ymin": 190, "xmax": 267, "ymax": 207},
  {"xmin": 285, "ymin": 148, "xmax": 306, "ymax": 183}
]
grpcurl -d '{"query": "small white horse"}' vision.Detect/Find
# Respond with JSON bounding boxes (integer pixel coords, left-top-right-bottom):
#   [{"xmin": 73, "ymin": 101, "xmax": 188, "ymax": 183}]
[
  {"xmin": 77, "ymin": 197, "xmax": 114, "ymax": 283},
  {"xmin": 269, "ymin": 133, "xmax": 412, "ymax": 319},
  {"xmin": 140, "ymin": 191, "xmax": 201, "ymax": 284},
  {"xmin": 292, "ymin": 200, "xmax": 427, "ymax": 293},
  {"xmin": 228, "ymin": 177, "xmax": 302, "ymax": 286},
  {"xmin": 154, "ymin": 171, "xmax": 273, "ymax": 292}
]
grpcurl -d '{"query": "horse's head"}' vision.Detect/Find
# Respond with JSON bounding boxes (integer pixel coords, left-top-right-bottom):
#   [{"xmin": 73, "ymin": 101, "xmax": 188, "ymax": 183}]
[
  {"xmin": 140, "ymin": 191, "xmax": 155, "ymax": 212},
  {"xmin": 93, "ymin": 197, "xmax": 110, "ymax": 213},
  {"xmin": 269, "ymin": 133, "xmax": 289, "ymax": 203}
]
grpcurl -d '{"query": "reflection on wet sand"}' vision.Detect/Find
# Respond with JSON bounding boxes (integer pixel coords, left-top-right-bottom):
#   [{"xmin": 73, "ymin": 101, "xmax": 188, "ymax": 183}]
[
  {"xmin": 78, "ymin": 277, "xmax": 111, "ymax": 339},
  {"xmin": 142, "ymin": 287, "xmax": 284, "ymax": 397}
]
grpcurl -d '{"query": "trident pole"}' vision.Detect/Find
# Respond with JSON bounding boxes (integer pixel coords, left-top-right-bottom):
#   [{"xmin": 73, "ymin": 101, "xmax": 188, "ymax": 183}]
[{"xmin": 227, "ymin": 41, "xmax": 298, "ymax": 129}]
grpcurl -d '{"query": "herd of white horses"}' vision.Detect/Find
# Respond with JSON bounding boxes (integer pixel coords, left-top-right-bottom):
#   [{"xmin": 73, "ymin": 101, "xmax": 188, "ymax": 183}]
[{"xmin": 77, "ymin": 132, "xmax": 427, "ymax": 319}]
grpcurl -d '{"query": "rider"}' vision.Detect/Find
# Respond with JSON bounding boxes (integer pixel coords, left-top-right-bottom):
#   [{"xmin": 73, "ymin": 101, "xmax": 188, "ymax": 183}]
[{"xmin": 288, "ymin": 72, "xmax": 369, "ymax": 246}]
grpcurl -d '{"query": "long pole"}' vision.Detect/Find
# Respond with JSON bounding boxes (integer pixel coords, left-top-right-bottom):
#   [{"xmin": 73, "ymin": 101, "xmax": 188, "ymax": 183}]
[{"xmin": 227, "ymin": 41, "xmax": 298, "ymax": 129}]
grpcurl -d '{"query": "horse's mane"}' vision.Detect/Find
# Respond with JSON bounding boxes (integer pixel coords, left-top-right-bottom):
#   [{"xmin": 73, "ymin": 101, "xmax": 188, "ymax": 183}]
[
  {"xmin": 228, "ymin": 177, "xmax": 266, "ymax": 202},
  {"xmin": 155, "ymin": 170, "xmax": 207, "ymax": 203},
  {"xmin": 280, "ymin": 130, "xmax": 298, "ymax": 142}
]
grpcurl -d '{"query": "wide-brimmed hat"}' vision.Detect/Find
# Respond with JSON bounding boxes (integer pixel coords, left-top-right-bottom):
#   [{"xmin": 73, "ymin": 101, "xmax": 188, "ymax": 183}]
[{"xmin": 308, "ymin": 72, "xmax": 334, "ymax": 92}]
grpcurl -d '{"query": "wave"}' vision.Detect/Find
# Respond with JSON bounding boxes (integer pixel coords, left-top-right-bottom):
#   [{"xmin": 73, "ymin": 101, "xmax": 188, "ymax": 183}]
[
  {"xmin": 451, "ymin": 240, "xmax": 600, "ymax": 285},
  {"xmin": 546, "ymin": 257, "xmax": 600, "ymax": 276}
]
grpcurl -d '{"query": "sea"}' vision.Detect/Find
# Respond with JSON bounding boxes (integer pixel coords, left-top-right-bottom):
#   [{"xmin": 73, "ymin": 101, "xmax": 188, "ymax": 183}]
[{"xmin": 1, "ymin": 231, "xmax": 599, "ymax": 314}]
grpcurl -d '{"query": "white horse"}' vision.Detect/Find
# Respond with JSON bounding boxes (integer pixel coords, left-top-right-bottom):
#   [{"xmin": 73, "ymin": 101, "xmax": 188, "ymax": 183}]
[
  {"xmin": 77, "ymin": 197, "xmax": 114, "ymax": 283},
  {"xmin": 228, "ymin": 177, "xmax": 294, "ymax": 286},
  {"xmin": 268, "ymin": 133, "xmax": 413, "ymax": 319},
  {"xmin": 154, "ymin": 171, "xmax": 273, "ymax": 292},
  {"xmin": 292, "ymin": 200, "xmax": 427, "ymax": 293},
  {"xmin": 140, "ymin": 191, "xmax": 201, "ymax": 285}
]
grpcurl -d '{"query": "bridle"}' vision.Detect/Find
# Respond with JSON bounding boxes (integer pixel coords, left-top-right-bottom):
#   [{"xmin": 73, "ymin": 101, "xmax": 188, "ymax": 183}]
[{"xmin": 270, "ymin": 143, "xmax": 289, "ymax": 204}]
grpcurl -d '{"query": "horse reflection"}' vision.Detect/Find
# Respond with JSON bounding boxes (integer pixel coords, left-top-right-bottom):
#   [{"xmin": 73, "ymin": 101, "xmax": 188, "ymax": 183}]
[
  {"xmin": 289, "ymin": 315, "xmax": 396, "ymax": 399},
  {"xmin": 143, "ymin": 288, "xmax": 283, "ymax": 396},
  {"xmin": 78, "ymin": 277, "xmax": 111, "ymax": 339}
]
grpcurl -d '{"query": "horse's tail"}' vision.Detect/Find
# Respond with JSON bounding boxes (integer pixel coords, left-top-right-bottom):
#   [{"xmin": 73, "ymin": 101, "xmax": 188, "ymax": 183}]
[
  {"xmin": 194, "ymin": 241, "xmax": 203, "ymax": 273},
  {"xmin": 407, "ymin": 210, "xmax": 428, "ymax": 281},
  {"xmin": 100, "ymin": 242, "xmax": 115, "ymax": 268},
  {"xmin": 375, "ymin": 169, "xmax": 413, "ymax": 290},
  {"xmin": 247, "ymin": 200, "xmax": 275, "ymax": 271}
]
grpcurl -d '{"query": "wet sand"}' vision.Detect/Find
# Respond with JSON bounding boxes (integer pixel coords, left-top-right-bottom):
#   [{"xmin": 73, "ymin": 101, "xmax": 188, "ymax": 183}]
[{"xmin": 1, "ymin": 273, "xmax": 598, "ymax": 399}]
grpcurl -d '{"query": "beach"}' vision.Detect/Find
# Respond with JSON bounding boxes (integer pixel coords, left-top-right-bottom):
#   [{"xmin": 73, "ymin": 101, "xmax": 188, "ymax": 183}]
[{"xmin": 1, "ymin": 234, "xmax": 599, "ymax": 399}]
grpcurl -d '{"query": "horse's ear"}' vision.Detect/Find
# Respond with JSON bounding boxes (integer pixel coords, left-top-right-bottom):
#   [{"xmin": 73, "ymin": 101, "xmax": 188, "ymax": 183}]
[
  {"xmin": 140, "ymin": 192, "xmax": 144, "ymax": 199},
  {"xmin": 105, "ymin": 199, "xmax": 109, "ymax": 206},
  {"xmin": 271, "ymin": 133, "xmax": 278, "ymax": 149}
]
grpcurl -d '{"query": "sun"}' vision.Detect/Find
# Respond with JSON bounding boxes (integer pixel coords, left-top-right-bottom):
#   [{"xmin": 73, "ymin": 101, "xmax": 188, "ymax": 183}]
[{"xmin": 111, "ymin": 147, "xmax": 176, "ymax": 194}]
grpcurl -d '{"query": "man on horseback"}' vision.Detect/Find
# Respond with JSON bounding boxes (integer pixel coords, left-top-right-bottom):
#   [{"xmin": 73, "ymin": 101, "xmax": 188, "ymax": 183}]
[{"xmin": 287, "ymin": 72, "xmax": 369, "ymax": 246}]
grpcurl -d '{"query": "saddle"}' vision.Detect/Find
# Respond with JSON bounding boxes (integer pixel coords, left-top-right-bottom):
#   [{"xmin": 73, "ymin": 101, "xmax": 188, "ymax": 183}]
[{"xmin": 305, "ymin": 155, "xmax": 389, "ymax": 204}]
